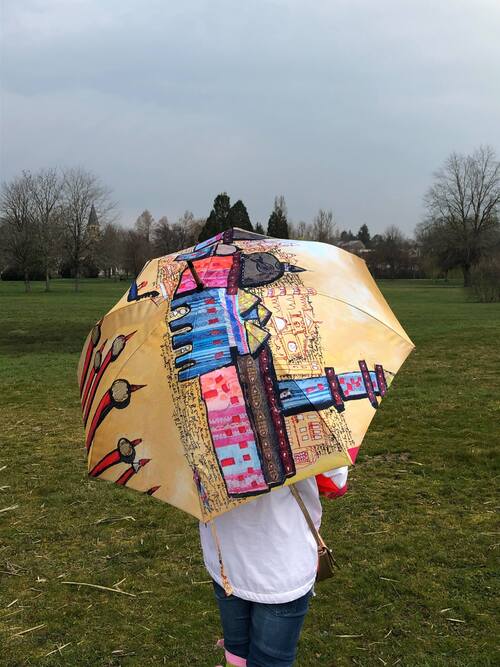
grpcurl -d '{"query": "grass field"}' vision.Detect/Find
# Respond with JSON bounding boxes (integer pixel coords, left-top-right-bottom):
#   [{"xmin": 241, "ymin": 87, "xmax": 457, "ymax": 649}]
[{"xmin": 0, "ymin": 278, "xmax": 498, "ymax": 667}]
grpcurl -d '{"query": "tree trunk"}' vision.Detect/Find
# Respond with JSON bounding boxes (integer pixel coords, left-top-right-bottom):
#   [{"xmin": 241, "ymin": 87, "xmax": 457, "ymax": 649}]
[
  {"xmin": 45, "ymin": 265, "xmax": 50, "ymax": 292},
  {"xmin": 462, "ymin": 263, "xmax": 471, "ymax": 288},
  {"xmin": 24, "ymin": 268, "xmax": 31, "ymax": 293},
  {"xmin": 74, "ymin": 263, "xmax": 80, "ymax": 292}
]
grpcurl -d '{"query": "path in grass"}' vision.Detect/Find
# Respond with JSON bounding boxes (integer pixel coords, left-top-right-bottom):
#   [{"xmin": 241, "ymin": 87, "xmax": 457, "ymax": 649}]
[{"xmin": 0, "ymin": 279, "xmax": 498, "ymax": 666}]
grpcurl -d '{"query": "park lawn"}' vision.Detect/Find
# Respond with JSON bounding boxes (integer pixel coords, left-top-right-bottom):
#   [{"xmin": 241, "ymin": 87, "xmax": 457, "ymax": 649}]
[{"xmin": 0, "ymin": 278, "xmax": 498, "ymax": 667}]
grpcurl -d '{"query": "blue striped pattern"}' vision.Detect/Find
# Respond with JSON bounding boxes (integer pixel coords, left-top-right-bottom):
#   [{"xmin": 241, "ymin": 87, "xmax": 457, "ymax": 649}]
[
  {"xmin": 169, "ymin": 289, "xmax": 233, "ymax": 381},
  {"xmin": 279, "ymin": 371, "xmax": 381, "ymax": 414}
]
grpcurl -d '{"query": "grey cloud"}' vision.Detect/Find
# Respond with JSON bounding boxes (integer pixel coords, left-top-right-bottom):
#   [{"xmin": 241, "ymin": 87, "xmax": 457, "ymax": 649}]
[{"xmin": 2, "ymin": 0, "xmax": 500, "ymax": 232}]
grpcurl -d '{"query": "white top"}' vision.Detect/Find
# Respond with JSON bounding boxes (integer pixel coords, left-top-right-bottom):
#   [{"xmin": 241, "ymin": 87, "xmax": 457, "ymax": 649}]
[{"xmin": 198, "ymin": 467, "xmax": 348, "ymax": 603}]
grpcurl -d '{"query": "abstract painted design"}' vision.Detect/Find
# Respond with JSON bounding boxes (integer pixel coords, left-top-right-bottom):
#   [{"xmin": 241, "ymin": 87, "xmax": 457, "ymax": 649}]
[
  {"xmin": 166, "ymin": 229, "xmax": 391, "ymax": 502},
  {"xmin": 78, "ymin": 226, "xmax": 415, "ymax": 521}
]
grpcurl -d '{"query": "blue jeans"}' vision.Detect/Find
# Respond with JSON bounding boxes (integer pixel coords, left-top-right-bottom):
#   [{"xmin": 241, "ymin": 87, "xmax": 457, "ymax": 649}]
[{"xmin": 212, "ymin": 579, "xmax": 314, "ymax": 667}]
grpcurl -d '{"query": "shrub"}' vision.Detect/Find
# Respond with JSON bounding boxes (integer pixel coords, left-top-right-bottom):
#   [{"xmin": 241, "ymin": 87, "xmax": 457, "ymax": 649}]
[
  {"xmin": 470, "ymin": 255, "xmax": 500, "ymax": 302},
  {"xmin": 0, "ymin": 265, "xmax": 46, "ymax": 281}
]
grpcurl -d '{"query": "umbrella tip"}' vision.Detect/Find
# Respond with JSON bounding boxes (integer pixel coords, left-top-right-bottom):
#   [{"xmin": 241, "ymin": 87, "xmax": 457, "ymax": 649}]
[{"xmin": 284, "ymin": 262, "xmax": 305, "ymax": 273}]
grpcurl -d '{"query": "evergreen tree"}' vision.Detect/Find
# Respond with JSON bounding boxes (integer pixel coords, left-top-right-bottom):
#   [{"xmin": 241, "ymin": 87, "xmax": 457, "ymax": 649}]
[
  {"xmin": 198, "ymin": 192, "xmax": 231, "ymax": 241},
  {"xmin": 198, "ymin": 210, "xmax": 219, "ymax": 241},
  {"xmin": 340, "ymin": 229, "xmax": 355, "ymax": 242},
  {"xmin": 227, "ymin": 199, "xmax": 253, "ymax": 231},
  {"xmin": 213, "ymin": 192, "xmax": 231, "ymax": 227},
  {"xmin": 356, "ymin": 223, "xmax": 371, "ymax": 247},
  {"xmin": 255, "ymin": 222, "xmax": 265, "ymax": 235},
  {"xmin": 267, "ymin": 195, "xmax": 289, "ymax": 239}
]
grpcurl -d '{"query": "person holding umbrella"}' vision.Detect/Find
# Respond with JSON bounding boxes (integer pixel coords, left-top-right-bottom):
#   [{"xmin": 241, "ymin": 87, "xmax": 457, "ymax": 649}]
[
  {"xmin": 202, "ymin": 466, "xmax": 348, "ymax": 667},
  {"xmin": 77, "ymin": 229, "xmax": 414, "ymax": 665}
]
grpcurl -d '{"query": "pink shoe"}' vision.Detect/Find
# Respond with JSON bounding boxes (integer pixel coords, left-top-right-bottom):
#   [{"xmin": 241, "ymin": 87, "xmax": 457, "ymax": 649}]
[
  {"xmin": 214, "ymin": 638, "xmax": 247, "ymax": 667},
  {"xmin": 224, "ymin": 649, "xmax": 247, "ymax": 666}
]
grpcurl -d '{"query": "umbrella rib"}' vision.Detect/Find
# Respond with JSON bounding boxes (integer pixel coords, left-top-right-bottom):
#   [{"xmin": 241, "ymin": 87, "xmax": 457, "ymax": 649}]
[
  {"xmin": 314, "ymin": 291, "xmax": 414, "ymax": 347},
  {"xmin": 105, "ymin": 298, "xmax": 158, "ymax": 318},
  {"xmin": 273, "ymin": 291, "xmax": 413, "ymax": 466}
]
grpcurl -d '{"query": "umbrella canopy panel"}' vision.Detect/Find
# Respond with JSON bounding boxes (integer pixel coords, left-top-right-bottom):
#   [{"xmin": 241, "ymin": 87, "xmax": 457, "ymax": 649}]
[{"xmin": 77, "ymin": 228, "xmax": 414, "ymax": 521}]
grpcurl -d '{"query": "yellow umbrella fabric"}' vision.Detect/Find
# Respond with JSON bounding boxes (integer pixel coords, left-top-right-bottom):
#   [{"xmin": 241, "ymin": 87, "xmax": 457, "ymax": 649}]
[{"xmin": 77, "ymin": 228, "xmax": 414, "ymax": 521}]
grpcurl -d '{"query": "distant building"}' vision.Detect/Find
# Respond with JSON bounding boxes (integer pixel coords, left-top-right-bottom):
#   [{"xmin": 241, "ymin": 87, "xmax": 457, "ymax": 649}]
[
  {"xmin": 337, "ymin": 239, "xmax": 369, "ymax": 256},
  {"xmin": 87, "ymin": 204, "xmax": 100, "ymax": 242},
  {"xmin": 83, "ymin": 204, "xmax": 101, "ymax": 275}
]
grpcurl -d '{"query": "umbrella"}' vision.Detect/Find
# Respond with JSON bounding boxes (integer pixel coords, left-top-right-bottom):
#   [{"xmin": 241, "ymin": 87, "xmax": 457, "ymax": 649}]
[{"xmin": 77, "ymin": 227, "xmax": 414, "ymax": 521}]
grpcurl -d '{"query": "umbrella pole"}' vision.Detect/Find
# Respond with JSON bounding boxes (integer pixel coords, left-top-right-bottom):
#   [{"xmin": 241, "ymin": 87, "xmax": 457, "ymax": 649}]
[{"xmin": 187, "ymin": 260, "xmax": 204, "ymax": 291}]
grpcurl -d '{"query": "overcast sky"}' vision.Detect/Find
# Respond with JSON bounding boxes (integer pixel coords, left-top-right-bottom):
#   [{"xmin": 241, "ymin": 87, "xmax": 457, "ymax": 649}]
[{"xmin": 2, "ymin": 0, "xmax": 499, "ymax": 235}]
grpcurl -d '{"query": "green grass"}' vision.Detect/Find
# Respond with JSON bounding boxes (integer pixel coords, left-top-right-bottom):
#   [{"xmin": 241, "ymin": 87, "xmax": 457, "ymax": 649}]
[{"xmin": 0, "ymin": 278, "xmax": 498, "ymax": 666}]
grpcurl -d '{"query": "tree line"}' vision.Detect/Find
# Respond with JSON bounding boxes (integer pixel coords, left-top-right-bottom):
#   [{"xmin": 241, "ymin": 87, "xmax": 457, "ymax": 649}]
[
  {"xmin": 0, "ymin": 167, "xmax": 115, "ymax": 291},
  {"xmin": 1, "ymin": 146, "xmax": 499, "ymax": 299}
]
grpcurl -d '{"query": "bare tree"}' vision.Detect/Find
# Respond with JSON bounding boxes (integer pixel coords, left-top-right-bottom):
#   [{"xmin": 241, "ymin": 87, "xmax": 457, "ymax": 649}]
[
  {"xmin": 153, "ymin": 211, "xmax": 203, "ymax": 256},
  {"xmin": 288, "ymin": 220, "xmax": 309, "ymax": 240},
  {"xmin": 274, "ymin": 195, "xmax": 287, "ymax": 218},
  {"xmin": 415, "ymin": 220, "xmax": 460, "ymax": 281},
  {"xmin": 310, "ymin": 209, "xmax": 337, "ymax": 244},
  {"xmin": 423, "ymin": 145, "xmax": 500, "ymax": 286},
  {"xmin": 135, "ymin": 210, "xmax": 156, "ymax": 244},
  {"xmin": 153, "ymin": 216, "xmax": 174, "ymax": 256},
  {"xmin": 29, "ymin": 168, "xmax": 64, "ymax": 291},
  {"xmin": 370, "ymin": 225, "xmax": 409, "ymax": 279},
  {"xmin": 176, "ymin": 210, "xmax": 202, "ymax": 247},
  {"xmin": 122, "ymin": 229, "xmax": 148, "ymax": 277},
  {"xmin": 0, "ymin": 171, "xmax": 38, "ymax": 291},
  {"xmin": 96, "ymin": 222, "xmax": 125, "ymax": 278},
  {"xmin": 61, "ymin": 167, "xmax": 115, "ymax": 290}
]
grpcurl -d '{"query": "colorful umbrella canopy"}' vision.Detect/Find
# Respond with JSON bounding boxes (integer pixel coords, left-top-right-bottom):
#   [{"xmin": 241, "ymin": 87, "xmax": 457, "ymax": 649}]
[{"xmin": 77, "ymin": 228, "xmax": 414, "ymax": 521}]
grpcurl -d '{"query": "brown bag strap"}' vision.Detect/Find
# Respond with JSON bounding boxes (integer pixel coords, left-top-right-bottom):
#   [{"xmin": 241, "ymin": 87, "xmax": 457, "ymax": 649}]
[{"xmin": 289, "ymin": 484, "xmax": 326, "ymax": 549}]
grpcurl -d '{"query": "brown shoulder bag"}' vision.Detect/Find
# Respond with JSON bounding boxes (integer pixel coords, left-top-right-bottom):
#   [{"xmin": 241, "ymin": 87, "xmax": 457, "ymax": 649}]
[{"xmin": 290, "ymin": 484, "xmax": 339, "ymax": 582}]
